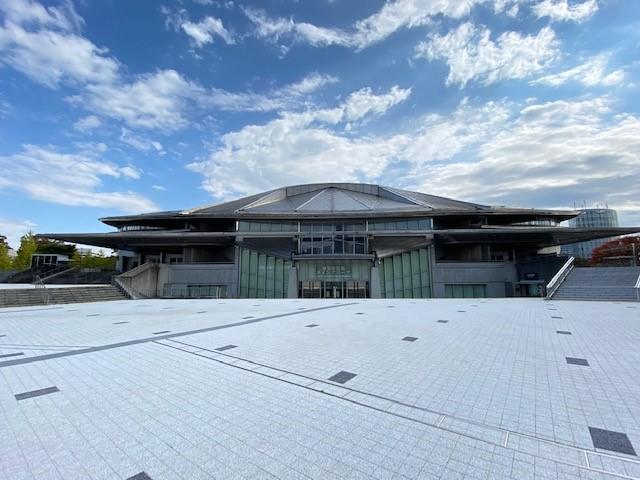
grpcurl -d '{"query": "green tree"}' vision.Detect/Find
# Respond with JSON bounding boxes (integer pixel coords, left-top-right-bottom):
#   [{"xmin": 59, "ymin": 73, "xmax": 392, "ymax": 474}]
[
  {"xmin": 35, "ymin": 238, "xmax": 76, "ymax": 257},
  {"xmin": 0, "ymin": 241, "xmax": 11, "ymax": 270},
  {"xmin": 13, "ymin": 232, "xmax": 37, "ymax": 270},
  {"xmin": 71, "ymin": 250, "xmax": 116, "ymax": 270}
]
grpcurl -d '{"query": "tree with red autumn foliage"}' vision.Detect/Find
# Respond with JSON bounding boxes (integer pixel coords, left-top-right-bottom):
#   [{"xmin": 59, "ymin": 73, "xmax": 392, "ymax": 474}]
[{"xmin": 590, "ymin": 236, "xmax": 640, "ymax": 266}]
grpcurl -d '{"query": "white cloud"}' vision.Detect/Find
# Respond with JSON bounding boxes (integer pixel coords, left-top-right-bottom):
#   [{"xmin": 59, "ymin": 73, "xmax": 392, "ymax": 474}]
[
  {"xmin": 119, "ymin": 128, "xmax": 164, "ymax": 154},
  {"xmin": 77, "ymin": 69, "xmax": 201, "ymax": 131},
  {"xmin": 0, "ymin": 22, "xmax": 119, "ymax": 87},
  {"xmin": 187, "ymin": 85, "xmax": 412, "ymax": 198},
  {"xmin": 532, "ymin": 0, "xmax": 598, "ymax": 23},
  {"xmin": 202, "ymin": 72, "xmax": 338, "ymax": 112},
  {"xmin": 405, "ymin": 97, "xmax": 640, "ymax": 225},
  {"xmin": 0, "ymin": 0, "xmax": 83, "ymax": 32},
  {"xmin": 0, "ymin": 217, "xmax": 37, "ymax": 249},
  {"xmin": 244, "ymin": 0, "xmax": 490, "ymax": 51},
  {"xmin": 181, "ymin": 16, "xmax": 235, "ymax": 46},
  {"xmin": 152, "ymin": 185, "xmax": 167, "ymax": 191},
  {"xmin": 415, "ymin": 23, "xmax": 559, "ymax": 86},
  {"xmin": 119, "ymin": 165, "xmax": 142, "ymax": 179},
  {"xmin": 534, "ymin": 54, "xmax": 625, "ymax": 87},
  {"xmin": 73, "ymin": 114, "xmax": 102, "ymax": 132},
  {"xmin": 0, "ymin": 145, "xmax": 157, "ymax": 212}
]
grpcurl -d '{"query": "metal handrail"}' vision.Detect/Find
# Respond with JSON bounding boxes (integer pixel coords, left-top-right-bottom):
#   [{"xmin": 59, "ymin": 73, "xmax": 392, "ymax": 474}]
[
  {"xmin": 545, "ymin": 256, "xmax": 575, "ymax": 300},
  {"xmin": 635, "ymin": 273, "xmax": 640, "ymax": 302},
  {"xmin": 33, "ymin": 275, "xmax": 50, "ymax": 305}
]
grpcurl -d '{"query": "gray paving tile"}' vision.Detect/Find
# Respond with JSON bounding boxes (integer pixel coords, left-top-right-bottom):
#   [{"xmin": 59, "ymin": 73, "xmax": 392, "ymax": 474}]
[
  {"xmin": 126, "ymin": 473, "xmax": 152, "ymax": 480},
  {"xmin": 589, "ymin": 427, "xmax": 637, "ymax": 456},
  {"xmin": 15, "ymin": 386, "xmax": 60, "ymax": 401},
  {"xmin": 328, "ymin": 371, "xmax": 357, "ymax": 384},
  {"xmin": 215, "ymin": 344, "xmax": 238, "ymax": 352},
  {"xmin": 566, "ymin": 357, "xmax": 589, "ymax": 366}
]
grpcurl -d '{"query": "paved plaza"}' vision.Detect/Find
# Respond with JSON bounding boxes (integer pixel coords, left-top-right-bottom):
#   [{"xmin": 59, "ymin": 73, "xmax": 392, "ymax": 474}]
[{"xmin": 1, "ymin": 298, "xmax": 639, "ymax": 479}]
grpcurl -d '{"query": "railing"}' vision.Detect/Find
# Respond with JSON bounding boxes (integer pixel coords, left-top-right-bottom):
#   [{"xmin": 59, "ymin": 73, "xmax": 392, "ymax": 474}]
[
  {"xmin": 38, "ymin": 266, "xmax": 76, "ymax": 283},
  {"xmin": 33, "ymin": 275, "xmax": 50, "ymax": 305},
  {"xmin": 113, "ymin": 262, "xmax": 158, "ymax": 299},
  {"xmin": 545, "ymin": 256, "xmax": 575, "ymax": 300},
  {"xmin": 635, "ymin": 272, "xmax": 640, "ymax": 302}
]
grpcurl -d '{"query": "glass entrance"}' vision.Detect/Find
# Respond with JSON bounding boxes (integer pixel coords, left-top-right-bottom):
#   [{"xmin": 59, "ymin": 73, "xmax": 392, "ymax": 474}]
[{"xmin": 299, "ymin": 280, "xmax": 369, "ymax": 298}]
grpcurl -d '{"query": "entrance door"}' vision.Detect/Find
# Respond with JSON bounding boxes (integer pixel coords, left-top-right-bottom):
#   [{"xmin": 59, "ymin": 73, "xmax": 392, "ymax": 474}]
[
  {"xmin": 323, "ymin": 281, "xmax": 343, "ymax": 298},
  {"xmin": 299, "ymin": 280, "xmax": 369, "ymax": 298}
]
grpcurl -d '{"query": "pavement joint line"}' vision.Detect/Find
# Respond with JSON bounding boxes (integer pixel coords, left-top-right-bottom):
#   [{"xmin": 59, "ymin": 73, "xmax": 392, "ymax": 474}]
[
  {"xmin": 0, "ymin": 302, "xmax": 357, "ymax": 368},
  {"xmin": 165, "ymin": 336, "xmax": 640, "ymax": 471},
  {"xmin": 154, "ymin": 340, "xmax": 640, "ymax": 480},
  {"xmin": 503, "ymin": 431, "xmax": 509, "ymax": 447}
]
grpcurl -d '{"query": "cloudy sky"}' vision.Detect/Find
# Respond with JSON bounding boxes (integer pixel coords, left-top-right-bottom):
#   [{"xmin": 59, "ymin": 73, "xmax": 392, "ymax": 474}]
[{"xmin": 0, "ymin": 0, "xmax": 639, "ymax": 247}]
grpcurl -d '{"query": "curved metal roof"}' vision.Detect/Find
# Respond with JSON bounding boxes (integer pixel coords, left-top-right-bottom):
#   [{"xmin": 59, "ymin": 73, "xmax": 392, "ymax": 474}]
[{"xmin": 185, "ymin": 183, "xmax": 488, "ymax": 215}]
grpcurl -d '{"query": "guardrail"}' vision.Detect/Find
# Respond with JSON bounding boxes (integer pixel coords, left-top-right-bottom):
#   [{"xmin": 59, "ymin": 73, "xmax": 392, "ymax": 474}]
[
  {"xmin": 635, "ymin": 272, "xmax": 640, "ymax": 302},
  {"xmin": 545, "ymin": 256, "xmax": 575, "ymax": 300}
]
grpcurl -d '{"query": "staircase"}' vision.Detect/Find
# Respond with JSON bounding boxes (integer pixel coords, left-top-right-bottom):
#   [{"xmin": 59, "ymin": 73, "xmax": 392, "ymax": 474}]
[
  {"xmin": 551, "ymin": 266, "xmax": 640, "ymax": 301},
  {"xmin": 0, "ymin": 285, "xmax": 129, "ymax": 308}
]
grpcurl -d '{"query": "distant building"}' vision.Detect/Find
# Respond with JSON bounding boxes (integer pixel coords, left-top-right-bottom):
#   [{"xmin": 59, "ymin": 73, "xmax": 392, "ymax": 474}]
[
  {"xmin": 561, "ymin": 208, "xmax": 619, "ymax": 259},
  {"xmin": 7, "ymin": 247, "xmax": 16, "ymax": 259}
]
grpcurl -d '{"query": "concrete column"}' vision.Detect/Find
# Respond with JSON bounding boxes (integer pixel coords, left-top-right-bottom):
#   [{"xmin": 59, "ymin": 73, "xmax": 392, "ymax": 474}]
[
  {"xmin": 370, "ymin": 263, "xmax": 381, "ymax": 298},
  {"xmin": 287, "ymin": 265, "xmax": 298, "ymax": 298}
]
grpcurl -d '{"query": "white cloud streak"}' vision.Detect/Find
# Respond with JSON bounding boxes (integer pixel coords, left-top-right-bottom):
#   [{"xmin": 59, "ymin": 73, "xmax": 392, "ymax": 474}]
[
  {"xmin": 0, "ymin": 145, "xmax": 157, "ymax": 212},
  {"xmin": 244, "ymin": 0, "xmax": 490, "ymax": 51},
  {"xmin": 533, "ymin": 54, "xmax": 625, "ymax": 87},
  {"xmin": 415, "ymin": 23, "xmax": 559, "ymax": 86},
  {"xmin": 532, "ymin": 0, "xmax": 598, "ymax": 23}
]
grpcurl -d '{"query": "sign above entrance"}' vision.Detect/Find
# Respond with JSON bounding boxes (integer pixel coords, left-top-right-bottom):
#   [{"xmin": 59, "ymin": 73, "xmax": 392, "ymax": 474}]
[{"xmin": 315, "ymin": 264, "xmax": 352, "ymax": 277}]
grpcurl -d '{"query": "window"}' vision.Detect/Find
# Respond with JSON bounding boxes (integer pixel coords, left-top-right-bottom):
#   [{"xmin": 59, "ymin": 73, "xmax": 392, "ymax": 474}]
[
  {"xmin": 237, "ymin": 221, "xmax": 297, "ymax": 232},
  {"xmin": 297, "ymin": 234, "xmax": 367, "ymax": 255},
  {"xmin": 444, "ymin": 284, "xmax": 487, "ymax": 298},
  {"xmin": 369, "ymin": 218, "xmax": 432, "ymax": 231}
]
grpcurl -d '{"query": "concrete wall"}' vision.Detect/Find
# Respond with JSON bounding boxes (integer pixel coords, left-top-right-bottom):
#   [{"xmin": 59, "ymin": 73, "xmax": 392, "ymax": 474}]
[
  {"xmin": 432, "ymin": 262, "xmax": 518, "ymax": 297},
  {"xmin": 158, "ymin": 262, "xmax": 239, "ymax": 297}
]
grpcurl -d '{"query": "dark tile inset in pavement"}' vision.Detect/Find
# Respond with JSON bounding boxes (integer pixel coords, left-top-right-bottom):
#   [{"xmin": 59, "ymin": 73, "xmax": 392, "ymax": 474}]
[
  {"xmin": 127, "ymin": 473, "xmax": 153, "ymax": 480},
  {"xmin": 552, "ymin": 316, "xmax": 563, "ymax": 319},
  {"xmin": 15, "ymin": 386, "xmax": 59, "ymax": 401},
  {"xmin": 0, "ymin": 352, "xmax": 24, "ymax": 359},
  {"xmin": 215, "ymin": 344, "xmax": 237, "ymax": 352},
  {"xmin": 196, "ymin": 311, "xmax": 207, "ymax": 314},
  {"xmin": 589, "ymin": 427, "xmax": 637, "ymax": 456},
  {"xmin": 86, "ymin": 314, "xmax": 100, "ymax": 317},
  {"xmin": 457, "ymin": 311, "xmax": 466, "ymax": 313},
  {"xmin": 356, "ymin": 313, "xmax": 364, "ymax": 315},
  {"xmin": 402, "ymin": 336, "xmax": 418, "ymax": 342},
  {"xmin": 0, "ymin": 334, "xmax": 6, "ymax": 338},
  {"xmin": 328, "ymin": 371, "xmax": 357, "ymax": 384},
  {"xmin": 152, "ymin": 331, "xmax": 170, "ymax": 335},
  {"xmin": 305, "ymin": 324, "xmax": 319, "ymax": 328},
  {"xmin": 113, "ymin": 321, "xmax": 129, "ymax": 325},
  {"xmin": 437, "ymin": 320, "xmax": 449, "ymax": 324},
  {"xmin": 242, "ymin": 316, "xmax": 254, "ymax": 319},
  {"xmin": 556, "ymin": 330, "xmax": 572, "ymax": 335},
  {"xmin": 566, "ymin": 357, "xmax": 589, "ymax": 366}
]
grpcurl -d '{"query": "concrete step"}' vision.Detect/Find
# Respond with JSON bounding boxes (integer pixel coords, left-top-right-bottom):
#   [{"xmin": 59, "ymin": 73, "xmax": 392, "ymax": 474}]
[
  {"xmin": 552, "ymin": 266, "xmax": 640, "ymax": 302},
  {"xmin": 0, "ymin": 286, "xmax": 129, "ymax": 308}
]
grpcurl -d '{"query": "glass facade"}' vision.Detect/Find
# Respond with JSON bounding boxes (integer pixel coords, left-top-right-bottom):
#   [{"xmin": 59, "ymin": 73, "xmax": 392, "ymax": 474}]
[
  {"xmin": 369, "ymin": 218, "xmax": 432, "ymax": 231},
  {"xmin": 299, "ymin": 235, "xmax": 367, "ymax": 255},
  {"xmin": 378, "ymin": 248, "xmax": 432, "ymax": 298},
  {"xmin": 298, "ymin": 280, "xmax": 368, "ymax": 298},
  {"xmin": 163, "ymin": 284, "xmax": 226, "ymax": 298},
  {"xmin": 237, "ymin": 221, "xmax": 297, "ymax": 232},
  {"xmin": 444, "ymin": 284, "xmax": 487, "ymax": 298},
  {"xmin": 238, "ymin": 248, "xmax": 292, "ymax": 298},
  {"xmin": 561, "ymin": 209, "xmax": 619, "ymax": 259}
]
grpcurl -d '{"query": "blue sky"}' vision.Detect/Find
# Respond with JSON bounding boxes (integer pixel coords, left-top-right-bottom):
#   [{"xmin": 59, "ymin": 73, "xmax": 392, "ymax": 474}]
[{"xmin": 0, "ymin": 0, "xmax": 639, "ymax": 248}]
